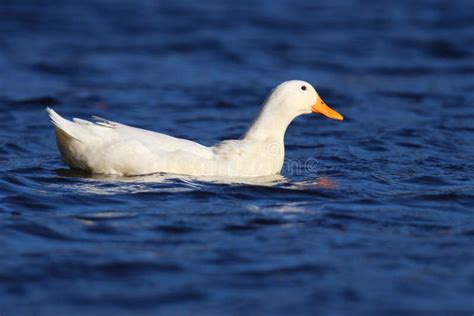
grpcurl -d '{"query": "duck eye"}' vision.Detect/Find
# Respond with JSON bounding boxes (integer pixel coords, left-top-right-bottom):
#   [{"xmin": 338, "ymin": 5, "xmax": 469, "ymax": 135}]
[{"xmin": 301, "ymin": 85, "xmax": 307, "ymax": 91}]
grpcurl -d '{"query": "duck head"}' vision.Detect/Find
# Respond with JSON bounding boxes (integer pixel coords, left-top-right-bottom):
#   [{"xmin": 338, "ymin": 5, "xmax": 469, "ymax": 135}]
[
  {"xmin": 265, "ymin": 80, "xmax": 343, "ymax": 120},
  {"xmin": 244, "ymin": 80, "xmax": 343, "ymax": 141}
]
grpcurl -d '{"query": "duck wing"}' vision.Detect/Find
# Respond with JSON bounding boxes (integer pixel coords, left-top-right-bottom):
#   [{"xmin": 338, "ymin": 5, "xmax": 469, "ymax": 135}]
[
  {"xmin": 47, "ymin": 108, "xmax": 214, "ymax": 174},
  {"xmin": 46, "ymin": 107, "xmax": 212, "ymax": 158}
]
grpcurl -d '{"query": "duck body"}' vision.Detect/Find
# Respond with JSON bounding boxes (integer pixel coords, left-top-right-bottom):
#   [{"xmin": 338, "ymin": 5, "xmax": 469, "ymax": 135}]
[
  {"xmin": 48, "ymin": 110, "xmax": 285, "ymax": 177},
  {"xmin": 47, "ymin": 80, "xmax": 342, "ymax": 177}
]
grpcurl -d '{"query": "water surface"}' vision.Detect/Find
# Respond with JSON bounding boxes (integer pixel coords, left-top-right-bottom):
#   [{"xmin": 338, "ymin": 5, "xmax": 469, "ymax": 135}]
[{"xmin": 1, "ymin": 0, "xmax": 474, "ymax": 315}]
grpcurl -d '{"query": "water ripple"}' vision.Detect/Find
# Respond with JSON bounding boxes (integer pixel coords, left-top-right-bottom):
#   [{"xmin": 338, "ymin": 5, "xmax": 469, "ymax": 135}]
[{"xmin": 1, "ymin": 0, "xmax": 474, "ymax": 315}]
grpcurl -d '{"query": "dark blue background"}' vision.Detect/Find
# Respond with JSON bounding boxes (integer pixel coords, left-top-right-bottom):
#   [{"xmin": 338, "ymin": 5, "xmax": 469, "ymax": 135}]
[{"xmin": 1, "ymin": 0, "xmax": 474, "ymax": 315}]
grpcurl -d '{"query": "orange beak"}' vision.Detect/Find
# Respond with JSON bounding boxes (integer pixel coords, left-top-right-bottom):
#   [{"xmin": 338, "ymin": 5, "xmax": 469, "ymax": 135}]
[{"xmin": 311, "ymin": 97, "xmax": 343, "ymax": 121}]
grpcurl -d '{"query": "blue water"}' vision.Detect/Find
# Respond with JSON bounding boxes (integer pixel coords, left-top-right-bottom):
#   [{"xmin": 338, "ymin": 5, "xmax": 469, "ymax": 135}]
[{"xmin": 1, "ymin": 0, "xmax": 474, "ymax": 315}]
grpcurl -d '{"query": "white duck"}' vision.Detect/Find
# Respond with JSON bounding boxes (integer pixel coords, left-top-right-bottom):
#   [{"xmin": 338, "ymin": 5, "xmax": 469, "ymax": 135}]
[{"xmin": 47, "ymin": 80, "xmax": 343, "ymax": 177}]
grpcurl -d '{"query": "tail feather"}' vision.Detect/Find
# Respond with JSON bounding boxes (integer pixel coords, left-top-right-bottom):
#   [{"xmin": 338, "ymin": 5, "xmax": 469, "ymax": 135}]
[{"xmin": 46, "ymin": 107, "xmax": 82, "ymax": 142}]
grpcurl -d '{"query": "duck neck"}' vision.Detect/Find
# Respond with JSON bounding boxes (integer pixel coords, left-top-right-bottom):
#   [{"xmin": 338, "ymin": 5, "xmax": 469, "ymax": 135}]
[{"xmin": 242, "ymin": 102, "xmax": 294, "ymax": 144}]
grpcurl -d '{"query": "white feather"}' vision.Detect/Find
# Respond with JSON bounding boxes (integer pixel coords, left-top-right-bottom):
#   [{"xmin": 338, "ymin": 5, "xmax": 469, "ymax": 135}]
[{"xmin": 46, "ymin": 80, "xmax": 342, "ymax": 177}]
